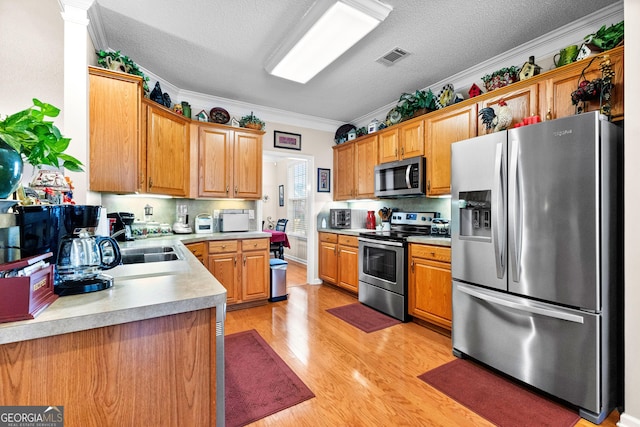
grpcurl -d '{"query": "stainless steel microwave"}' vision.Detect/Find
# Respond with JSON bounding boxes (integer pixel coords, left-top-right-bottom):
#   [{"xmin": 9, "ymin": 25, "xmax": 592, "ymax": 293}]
[{"xmin": 374, "ymin": 156, "xmax": 426, "ymax": 198}]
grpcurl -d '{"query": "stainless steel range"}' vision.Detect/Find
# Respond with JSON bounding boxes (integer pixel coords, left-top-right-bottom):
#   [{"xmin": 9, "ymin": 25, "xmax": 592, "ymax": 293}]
[{"xmin": 358, "ymin": 211, "xmax": 438, "ymax": 321}]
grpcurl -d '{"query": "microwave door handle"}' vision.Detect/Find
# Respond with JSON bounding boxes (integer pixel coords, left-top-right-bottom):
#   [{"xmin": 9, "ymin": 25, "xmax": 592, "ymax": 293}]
[{"xmin": 405, "ymin": 164, "xmax": 412, "ymax": 189}]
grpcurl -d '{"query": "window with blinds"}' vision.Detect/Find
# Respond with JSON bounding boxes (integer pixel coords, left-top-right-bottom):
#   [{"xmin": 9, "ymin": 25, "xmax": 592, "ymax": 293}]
[{"xmin": 287, "ymin": 160, "xmax": 307, "ymax": 236}]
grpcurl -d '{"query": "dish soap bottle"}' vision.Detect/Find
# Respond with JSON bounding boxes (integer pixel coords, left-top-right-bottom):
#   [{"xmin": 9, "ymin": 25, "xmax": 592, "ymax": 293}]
[{"xmin": 321, "ymin": 217, "xmax": 327, "ymax": 229}]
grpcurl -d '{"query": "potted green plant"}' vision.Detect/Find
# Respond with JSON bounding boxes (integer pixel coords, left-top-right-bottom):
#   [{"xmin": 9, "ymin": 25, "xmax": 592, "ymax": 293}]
[
  {"xmin": 0, "ymin": 99, "xmax": 83, "ymax": 198},
  {"xmin": 396, "ymin": 89, "xmax": 436, "ymax": 120},
  {"xmin": 239, "ymin": 112, "xmax": 265, "ymax": 130},
  {"xmin": 97, "ymin": 50, "xmax": 150, "ymax": 95}
]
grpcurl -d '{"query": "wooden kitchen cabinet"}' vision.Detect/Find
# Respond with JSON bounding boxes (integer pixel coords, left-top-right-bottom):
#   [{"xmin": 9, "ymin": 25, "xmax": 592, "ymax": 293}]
[
  {"xmin": 208, "ymin": 240, "xmax": 240, "ymax": 303},
  {"xmin": 426, "ymin": 104, "xmax": 477, "ymax": 196},
  {"xmin": 477, "ymin": 85, "xmax": 538, "ymax": 136},
  {"xmin": 319, "ymin": 232, "xmax": 339, "ymax": 284},
  {"xmin": 208, "ymin": 238, "xmax": 269, "ymax": 306},
  {"xmin": 185, "ymin": 242, "xmax": 207, "ymax": 268},
  {"xmin": 318, "ymin": 232, "xmax": 359, "ymax": 294},
  {"xmin": 337, "ymin": 234, "xmax": 359, "ymax": 294},
  {"xmin": 333, "ymin": 142, "xmax": 355, "ymax": 200},
  {"xmin": 143, "ymin": 99, "xmax": 190, "ymax": 196},
  {"xmin": 539, "ymin": 45, "xmax": 624, "ymax": 122},
  {"xmin": 89, "ymin": 67, "xmax": 144, "ymax": 193},
  {"xmin": 195, "ymin": 122, "xmax": 263, "ymax": 199},
  {"xmin": 408, "ymin": 243, "xmax": 452, "ymax": 330},
  {"xmin": 378, "ymin": 118, "xmax": 425, "ymax": 163},
  {"xmin": 333, "ymin": 135, "xmax": 378, "ymax": 200}
]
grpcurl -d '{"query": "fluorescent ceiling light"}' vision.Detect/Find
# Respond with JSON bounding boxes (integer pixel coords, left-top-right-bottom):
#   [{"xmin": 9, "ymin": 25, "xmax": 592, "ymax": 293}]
[{"xmin": 265, "ymin": 0, "xmax": 392, "ymax": 84}]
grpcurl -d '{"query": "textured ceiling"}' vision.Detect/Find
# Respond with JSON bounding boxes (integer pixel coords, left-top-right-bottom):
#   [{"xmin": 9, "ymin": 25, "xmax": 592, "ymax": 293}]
[{"xmin": 93, "ymin": 0, "xmax": 617, "ymax": 122}]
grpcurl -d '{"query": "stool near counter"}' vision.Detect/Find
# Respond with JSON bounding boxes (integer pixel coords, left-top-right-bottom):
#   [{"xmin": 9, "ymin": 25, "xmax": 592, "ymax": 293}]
[{"xmin": 269, "ymin": 258, "xmax": 288, "ymax": 302}]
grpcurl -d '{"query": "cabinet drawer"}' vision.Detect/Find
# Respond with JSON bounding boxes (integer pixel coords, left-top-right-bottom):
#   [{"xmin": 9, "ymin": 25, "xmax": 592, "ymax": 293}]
[
  {"xmin": 410, "ymin": 244, "xmax": 451, "ymax": 263},
  {"xmin": 337, "ymin": 234, "xmax": 358, "ymax": 247},
  {"xmin": 319, "ymin": 232, "xmax": 338, "ymax": 243},
  {"xmin": 208, "ymin": 240, "xmax": 238, "ymax": 254},
  {"xmin": 241, "ymin": 238, "xmax": 269, "ymax": 251}
]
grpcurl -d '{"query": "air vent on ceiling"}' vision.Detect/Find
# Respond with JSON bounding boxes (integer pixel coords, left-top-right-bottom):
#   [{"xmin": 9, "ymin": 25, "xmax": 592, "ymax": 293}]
[{"xmin": 376, "ymin": 47, "xmax": 410, "ymax": 66}]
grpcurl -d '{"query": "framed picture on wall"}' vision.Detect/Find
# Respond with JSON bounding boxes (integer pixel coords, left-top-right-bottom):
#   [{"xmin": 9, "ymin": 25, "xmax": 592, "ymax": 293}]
[
  {"xmin": 279, "ymin": 185, "xmax": 284, "ymax": 206},
  {"xmin": 274, "ymin": 130, "xmax": 302, "ymax": 150},
  {"xmin": 317, "ymin": 168, "xmax": 330, "ymax": 192}
]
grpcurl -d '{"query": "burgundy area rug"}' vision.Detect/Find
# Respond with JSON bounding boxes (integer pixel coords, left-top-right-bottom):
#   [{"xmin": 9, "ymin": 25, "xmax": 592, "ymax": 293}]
[
  {"xmin": 225, "ymin": 329, "xmax": 315, "ymax": 427},
  {"xmin": 418, "ymin": 359, "xmax": 580, "ymax": 427},
  {"xmin": 326, "ymin": 303, "xmax": 400, "ymax": 333}
]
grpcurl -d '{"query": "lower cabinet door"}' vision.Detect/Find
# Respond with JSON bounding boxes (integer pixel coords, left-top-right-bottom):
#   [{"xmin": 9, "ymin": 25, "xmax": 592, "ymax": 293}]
[
  {"xmin": 208, "ymin": 253, "xmax": 239, "ymax": 304},
  {"xmin": 241, "ymin": 250, "xmax": 269, "ymax": 301}
]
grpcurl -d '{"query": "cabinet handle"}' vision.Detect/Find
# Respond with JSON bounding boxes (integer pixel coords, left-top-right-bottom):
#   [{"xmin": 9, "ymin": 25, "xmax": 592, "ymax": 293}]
[
  {"xmin": 226, "ymin": 185, "xmax": 229, "ymax": 194},
  {"xmin": 401, "ymin": 146, "xmax": 404, "ymax": 157},
  {"xmin": 395, "ymin": 148, "xmax": 397, "ymax": 157},
  {"xmin": 235, "ymin": 185, "xmax": 238, "ymax": 194},
  {"xmin": 334, "ymin": 246, "xmax": 337, "ymax": 255},
  {"xmin": 430, "ymin": 251, "xmax": 436, "ymax": 256},
  {"xmin": 427, "ymin": 180, "xmax": 430, "ymax": 191},
  {"xmin": 148, "ymin": 177, "xmax": 153, "ymax": 188},
  {"xmin": 139, "ymin": 172, "xmax": 145, "ymax": 187},
  {"xmin": 234, "ymin": 255, "xmax": 237, "ymax": 266},
  {"xmin": 243, "ymin": 255, "xmax": 246, "ymax": 266},
  {"xmin": 411, "ymin": 260, "xmax": 415, "ymax": 271}
]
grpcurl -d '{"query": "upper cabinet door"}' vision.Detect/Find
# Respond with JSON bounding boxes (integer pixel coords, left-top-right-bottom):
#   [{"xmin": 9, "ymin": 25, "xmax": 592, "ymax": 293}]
[
  {"xmin": 399, "ymin": 119, "xmax": 425, "ymax": 159},
  {"xmin": 198, "ymin": 126, "xmax": 232, "ymax": 198},
  {"xmin": 378, "ymin": 128, "xmax": 399, "ymax": 163},
  {"xmin": 145, "ymin": 100, "xmax": 190, "ymax": 196},
  {"xmin": 233, "ymin": 131, "xmax": 262, "ymax": 199},
  {"xmin": 333, "ymin": 143, "xmax": 355, "ymax": 200},
  {"xmin": 539, "ymin": 46, "xmax": 624, "ymax": 122},
  {"xmin": 89, "ymin": 67, "xmax": 143, "ymax": 193},
  {"xmin": 477, "ymin": 85, "xmax": 538, "ymax": 136},
  {"xmin": 426, "ymin": 104, "xmax": 477, "ymax": 196},
  {"xmin": 355, "ymin": 134, "xmax": 378, "ymax": 199}
]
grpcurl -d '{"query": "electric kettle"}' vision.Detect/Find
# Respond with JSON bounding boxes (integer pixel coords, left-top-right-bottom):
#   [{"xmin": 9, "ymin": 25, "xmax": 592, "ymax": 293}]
[{"xmin": 55, "ymin": 230, "xmax": 121, "ymax": 295}]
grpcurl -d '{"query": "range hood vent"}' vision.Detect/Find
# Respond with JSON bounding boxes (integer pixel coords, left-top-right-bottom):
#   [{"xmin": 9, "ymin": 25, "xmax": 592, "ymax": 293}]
[{"xmin": 376, "ymin": 47, "xmax": 410, "ymax": 66}]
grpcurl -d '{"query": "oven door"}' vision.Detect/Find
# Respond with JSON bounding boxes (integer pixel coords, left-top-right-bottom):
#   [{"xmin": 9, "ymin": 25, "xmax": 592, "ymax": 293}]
[{"xmin": 358, "ymin": 237, "xmax": 405, "ymax": 294}]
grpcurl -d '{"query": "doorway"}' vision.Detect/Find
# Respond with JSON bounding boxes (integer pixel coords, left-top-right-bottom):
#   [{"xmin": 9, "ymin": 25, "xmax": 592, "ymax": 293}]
[{"xmin": 260, "ymin": 150, "xmax": 315, "ymax": 285}]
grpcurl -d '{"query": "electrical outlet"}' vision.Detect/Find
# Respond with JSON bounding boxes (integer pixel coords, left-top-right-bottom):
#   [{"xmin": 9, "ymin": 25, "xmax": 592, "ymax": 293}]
[
  {"xmin": 248, "ymin": 210, "xmax": 255, "ymax": 219},
  {"xmin": 213, "ymin": 210, "xmax": 220, "ymax": 219}
]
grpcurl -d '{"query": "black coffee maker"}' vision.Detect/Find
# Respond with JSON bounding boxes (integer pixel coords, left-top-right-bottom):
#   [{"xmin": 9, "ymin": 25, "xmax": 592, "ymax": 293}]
[
  {"xmin": 107, "ymin": 212, "xmax": 135, "ymax": 241},
  {"xmin": 55, "ymin": 205, "xmax": 121, "ymax": 296}
]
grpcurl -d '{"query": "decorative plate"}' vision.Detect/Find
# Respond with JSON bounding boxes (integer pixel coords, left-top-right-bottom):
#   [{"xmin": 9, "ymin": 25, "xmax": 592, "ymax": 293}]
[
  {"xmin": 209, "ymin": 107, "xmax": 230, "ymax": 124},
  {"xmin": 435, "ymin": 84, "xmax": 455, "ymax": 109},
  {"xmin": 386, "ymin": 107, "xmax": 402, "ymax": 125}
]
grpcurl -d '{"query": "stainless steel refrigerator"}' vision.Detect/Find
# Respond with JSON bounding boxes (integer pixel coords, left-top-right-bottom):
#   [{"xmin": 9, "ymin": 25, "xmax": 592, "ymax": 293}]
[{"xmin": 450, "ymin": 112, "xmax": 622, "ymax": 424}]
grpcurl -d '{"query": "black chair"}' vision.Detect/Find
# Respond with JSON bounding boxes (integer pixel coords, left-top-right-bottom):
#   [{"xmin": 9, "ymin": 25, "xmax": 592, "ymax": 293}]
[{"xmin": 271, "ymin": 219, "xmax": 288, "ymax": 259}]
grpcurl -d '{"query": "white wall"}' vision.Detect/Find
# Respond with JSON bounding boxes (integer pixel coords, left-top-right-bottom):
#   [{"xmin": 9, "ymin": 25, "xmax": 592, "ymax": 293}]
[
  {"xmin": 621, "ymin": 2, "xmax": 640, "ymax": 426},
  {"xmin": 0, "ymin": 0, "xmax": 65, "ymax": 183}
]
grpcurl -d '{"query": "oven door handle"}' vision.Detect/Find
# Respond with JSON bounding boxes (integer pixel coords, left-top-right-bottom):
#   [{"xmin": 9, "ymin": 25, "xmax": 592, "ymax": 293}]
[{"xmin": 358, "ymin": 237, "xmax": 404, "ymax": 248}]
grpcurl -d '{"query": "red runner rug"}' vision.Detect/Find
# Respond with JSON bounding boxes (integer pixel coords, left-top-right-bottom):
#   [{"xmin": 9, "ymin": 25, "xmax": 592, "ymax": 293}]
[
  {"xmin": 326, "ymin": 303, "xmax": 400, "ymax": 333},
  {"xmin": 225, "ymin": 329, "xmax": 315, "ymax": 427},
  {"xmin": 418, "ymin": 359, "xmax": 580, "ymax": 427}
]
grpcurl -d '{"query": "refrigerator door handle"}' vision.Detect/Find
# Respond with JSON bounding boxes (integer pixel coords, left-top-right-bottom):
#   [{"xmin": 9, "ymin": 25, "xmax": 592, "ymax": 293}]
[
  {"xmin": 493, "ymin": 142, "xmax": 505, "ymax": 279},
  {"xmin": 457, "ymin": 284, "xmax": 585, "ymax": 324},
  {"xmin": 508, "ymin": 139, "xmax": 523, "ymax": 282},
  {"xmin": 405, "ymin": 164, "xmax": 412, "ymax": 189}
]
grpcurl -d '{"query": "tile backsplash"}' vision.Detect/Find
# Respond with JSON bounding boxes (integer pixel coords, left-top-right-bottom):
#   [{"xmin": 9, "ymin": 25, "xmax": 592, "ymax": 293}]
[{"xmin": 100, "ymin": 194, "xmax": 258, "ymax": 232}]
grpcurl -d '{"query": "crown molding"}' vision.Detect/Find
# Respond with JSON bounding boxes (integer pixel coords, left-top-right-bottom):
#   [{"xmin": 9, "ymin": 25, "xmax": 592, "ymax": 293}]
[
  {"xmin": 86, "ymin": 2, "xmax": 108, "ymax": 51},
  {"xmin": 351, "ymin": 1, "xmax": 623, "ymax": 127}
]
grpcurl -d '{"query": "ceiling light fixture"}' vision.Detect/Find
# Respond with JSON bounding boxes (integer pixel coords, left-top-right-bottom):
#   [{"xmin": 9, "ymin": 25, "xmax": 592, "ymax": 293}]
[{"xmin": 265, "ymin": 0, "xmax": 392, "ymax": 84}]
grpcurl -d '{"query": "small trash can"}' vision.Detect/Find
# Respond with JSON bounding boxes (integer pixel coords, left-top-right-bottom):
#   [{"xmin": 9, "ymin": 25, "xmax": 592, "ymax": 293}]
[{"xmin": 269, "ymin": 258, "xmax": 288, "ymax": 302}]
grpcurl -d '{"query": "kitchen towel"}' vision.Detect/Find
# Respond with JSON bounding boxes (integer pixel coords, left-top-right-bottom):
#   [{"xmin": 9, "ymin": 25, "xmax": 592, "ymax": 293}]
[
  {"xmin": 326, "ymin": 303, "xmax": 400, "ymax": 333},
  {"xmin": 418, "ymin": 359, "xmax": 581, "ymax": 427},
  {"xmin": 225, "ymin": 329, "xmax": 315, "ymax": 427}
]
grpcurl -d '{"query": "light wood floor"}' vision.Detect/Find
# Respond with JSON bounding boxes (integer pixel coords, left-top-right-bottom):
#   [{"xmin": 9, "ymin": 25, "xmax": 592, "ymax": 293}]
[{"xmin": 226, "ymin": 261, "xmax": 620, "ymax": 426}]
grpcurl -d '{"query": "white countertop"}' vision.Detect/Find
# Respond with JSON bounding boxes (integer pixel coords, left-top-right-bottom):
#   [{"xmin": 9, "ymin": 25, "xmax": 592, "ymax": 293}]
[{"xmin": 0, "ymin": 235, "xmax": 234, "ymax": 345}]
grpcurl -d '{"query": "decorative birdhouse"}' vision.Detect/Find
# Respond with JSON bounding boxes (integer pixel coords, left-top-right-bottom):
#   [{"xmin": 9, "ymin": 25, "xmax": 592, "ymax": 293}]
[
  {"xmin": 519, "ymin": 56, "xmax": 541, "ymax": 81},
  {"xmin": 468, "ymin": 83, "xmax": 483, "ymax": 98},
  {"xmin": 347, "ymin": 128, "xmax": 357, "ymax": 141},
  {"xmin": 196, "ymin": 110, "xmax": 209, "ymax": 122}
]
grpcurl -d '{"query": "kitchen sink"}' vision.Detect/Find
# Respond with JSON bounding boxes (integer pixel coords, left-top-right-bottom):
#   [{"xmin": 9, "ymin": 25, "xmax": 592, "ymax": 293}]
[
  {"xmin": 120, "ymin": 246, "xmax": 183, "ymax": 264},
  {"xmin": 110, "ymin": 244, "xmax": 188, "ymax": 279}
]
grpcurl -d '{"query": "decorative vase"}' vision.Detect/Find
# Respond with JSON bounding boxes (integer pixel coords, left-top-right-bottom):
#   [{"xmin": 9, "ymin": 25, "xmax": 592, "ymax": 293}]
[
  {"xmin": 244, "ymin": 122, "xmax": 262, "ymax": 130},
  {"xmin": 0, "ymin": 138, "xmax": 23, "ymax": 199}
]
